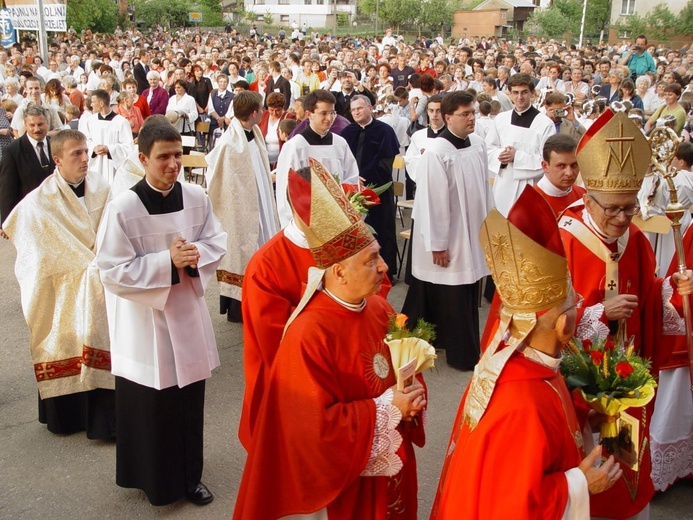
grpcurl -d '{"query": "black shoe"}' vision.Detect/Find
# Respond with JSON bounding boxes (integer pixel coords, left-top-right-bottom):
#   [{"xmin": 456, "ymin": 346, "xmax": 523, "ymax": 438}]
[{"xmin": 186, "ymin": 482, "xmax": 214, "ymax": 505}]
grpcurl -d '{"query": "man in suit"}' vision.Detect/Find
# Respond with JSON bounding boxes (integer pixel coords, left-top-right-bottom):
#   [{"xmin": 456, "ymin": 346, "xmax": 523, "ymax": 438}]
[
  {"xmin": 264, "ymin": 61, "xmax": 291, "ymax": 110},
  {"xmin": 330, "ymin": 69, "xmax": 376, "ymax": 123},
  {"xmin": 0, "ymin": 105, "xmax": 55, "ymax": 237},
  {"xmin": 133, "ymin": 50, "xmax": 150, "ymax": 95}
]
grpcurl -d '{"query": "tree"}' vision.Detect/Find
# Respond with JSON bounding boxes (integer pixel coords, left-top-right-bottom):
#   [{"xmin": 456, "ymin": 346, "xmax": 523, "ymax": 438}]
[
  {"xmin": 526, "ymin": 1, "xmax": 578, "ymax": 38},
  {"xmin": 584, "ymin": 0, "xmax": 612, "ymax": 37},
  {"xmin": 66, "ymin": 0, "xmax": 119, "ymax": 33},
  {"xmin": 676, "ymin": 0, "xmax": 693, "ymax": 35},
  {"xmin": 418, "ymin": 0, "xmax": 454, "ymax": 36},
  {"xmin": 262, "ymin": 10, "xmax": 274, "ymax": 25},
  {"xmin": 132, "ymin": 0, "xmax": 189, "ymax": 29},
  {"xmin": 645, "ymin": 4, "xmax": 677, "ymax": 40}
]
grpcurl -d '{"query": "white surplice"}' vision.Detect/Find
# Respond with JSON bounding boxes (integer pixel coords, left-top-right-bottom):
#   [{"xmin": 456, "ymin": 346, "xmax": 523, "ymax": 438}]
[
  {"xmin": 485, "ymin": 109, "xmax": 554, "ymax": 216},
  {"xmin": 275, "ymin": 132, "xmax": 359, "ymax": 228},
  {"xmin": 411, "ymin": 133, "xmax": 494, "ymax": 286},
  {"xmin": 96, "ymin": 182, "xmax": 227, "ymax": 390},
  {"xmin": 84, "ymin": 113, "xmax": 134, "ymax": 185},
  {"xmin": 404, "ymin": 127, "xmax": 443, "ymax": 183}
]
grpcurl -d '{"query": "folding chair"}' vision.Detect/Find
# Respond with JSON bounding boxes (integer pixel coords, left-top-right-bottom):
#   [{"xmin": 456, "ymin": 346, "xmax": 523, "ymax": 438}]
[
  {"xmin": 195, "ymin": 121, "xmax": 211, "ymax": 152},
  {"xmin": 182, "ymin": 153, "xmax": 208, "ymax": 187}
]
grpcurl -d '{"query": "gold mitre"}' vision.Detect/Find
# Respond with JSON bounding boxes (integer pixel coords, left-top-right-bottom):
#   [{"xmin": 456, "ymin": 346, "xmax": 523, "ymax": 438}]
[
  {"xmin": 577, "ymin": 109, "xmax": 651, "ymax": 194},
  {"xmin": 288, "ymin": 158, "xmax": 375, "ymax": 268},
  {"xmin": 479, "ymin": 189, "xmax": 570, "ymax": 314}
]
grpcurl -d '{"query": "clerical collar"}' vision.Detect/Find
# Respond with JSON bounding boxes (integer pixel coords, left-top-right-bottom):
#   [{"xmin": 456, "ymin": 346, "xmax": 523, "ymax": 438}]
[
  {"xmin": 98, "ymin": 110, "xmax": 117, "ymax": 121},
  {"xmin": 440, "ymin": 128, "xmax": 471, "ymax": 149},
  {"xmin": 582, "ymin": 209, "xmax": 617, "ymax": 244},
  {"xmin": 243, "ymin": 128, "xmax": 254, "ymax": 142},
  {"xmin": 511, "ymin": 105, "xmax": 540, "ymax": 128},
  {"xmin": 537, "ymin": 175, "xmax": 572, "ymax": 197},
  {"xmin": 301, "ymin": 125, "xmax": 333, "ymax": 145},
  {"xmin": 321, "ymin": 286, "xmax": 367, "ymax": 312},
  {"xmin": 357, "ymin": 117, "xmax": 373, "ymax": 130},
  {"xmin": 145, "ymin": 177, "xmax": 175, "ymax": 195},
  {"xmin": 284, "ymin": 219, "xmax": 309, "ymax": 248},
  {"xmin": 428, "ymin": 125, "xmax": 445, "ymax": 138},
  {"xmin": 514, "ymin": 104, "xmax": 534, "ymax": 116},
  {"xmin": 521, "ymin": 346, "xmax": 562, "ymax": 372},
  {"xmin": 60, "ymin": 171, "xmax": 86, "ymax": 197}
]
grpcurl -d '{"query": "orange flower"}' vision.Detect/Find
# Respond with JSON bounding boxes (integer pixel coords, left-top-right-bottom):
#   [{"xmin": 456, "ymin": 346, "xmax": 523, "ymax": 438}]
[{"xmin": 395, "ymin": 314, "xmax": 408, "ymax": 329}]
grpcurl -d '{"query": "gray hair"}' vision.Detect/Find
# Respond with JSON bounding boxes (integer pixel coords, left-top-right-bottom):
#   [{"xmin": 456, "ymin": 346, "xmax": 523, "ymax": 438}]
[
  {"xmin": 24, "ymin": 104, "xmax": 49, "ymax": 122},
  {"xmin": 146, "ymin": 70, "xmax": 160, "ymax": 81},
  {"xmin": 350, "ymin": 94, "xmax": 372, "ymax": 106},
  {"xmin": 62, "ymin": 75, "xmax": 77, "ymax": 88},
  {"xmin": 636, "ymin": 75, "xmax": 652, "ymax": 88}
]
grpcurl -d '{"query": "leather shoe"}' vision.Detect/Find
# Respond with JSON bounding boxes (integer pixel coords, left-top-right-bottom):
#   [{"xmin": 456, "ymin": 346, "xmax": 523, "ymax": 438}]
[{"xmin": 186, "ymin": 482, "xmax": 214, "ymax": 505}]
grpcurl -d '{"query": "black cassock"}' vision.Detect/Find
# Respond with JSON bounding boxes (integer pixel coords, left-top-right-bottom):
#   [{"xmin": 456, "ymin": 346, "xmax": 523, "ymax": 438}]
[
  {"xmin": 114, "ymin": 179, "xmax": 206, "ymax": 506},
  {"xmin": 341, "ymin": 118, "xmax": 400, "ymax": 279}
]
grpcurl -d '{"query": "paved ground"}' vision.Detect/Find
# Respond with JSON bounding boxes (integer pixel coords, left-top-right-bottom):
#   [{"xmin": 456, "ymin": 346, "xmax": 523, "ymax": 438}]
[{"xmin": 1, "ymin": 213, "xmax": 691, "ymax": 519}]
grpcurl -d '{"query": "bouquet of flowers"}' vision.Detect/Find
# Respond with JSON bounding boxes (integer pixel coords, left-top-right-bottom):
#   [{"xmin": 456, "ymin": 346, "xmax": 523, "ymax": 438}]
[
  {"xmin": 341, "ymin": 181, "xmax": 393, "ymax": 218},
  {"xmin": 561, "ymin": 335, "xmax": 656, "ymax": 450},
  {"xmin": 385, "ymin": 314, "xmax": 437, "ymax": 389}
]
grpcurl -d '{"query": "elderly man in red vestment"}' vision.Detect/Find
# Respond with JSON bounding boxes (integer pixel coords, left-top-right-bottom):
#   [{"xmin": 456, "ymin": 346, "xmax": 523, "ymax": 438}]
[
  {"xmin": 558, "ymin": 110, "xmax": 693, "ymax": 520},
  {"xmin": 431, "ymin": 186, "xmax": 621, "ymax": 520},
  {"xmin": 234, "ymin": 159, "xmax": 424, "ymax": 520}
]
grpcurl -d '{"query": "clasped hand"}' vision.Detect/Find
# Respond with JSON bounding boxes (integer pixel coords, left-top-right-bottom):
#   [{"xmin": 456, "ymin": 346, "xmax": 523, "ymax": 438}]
[
  {"xmin": 170, "ymin": 236, "xmax": 199, "ymax": 269},
  {"xmin": 391, "ymin": 380, "xmax": 426, "ymax": 419}
]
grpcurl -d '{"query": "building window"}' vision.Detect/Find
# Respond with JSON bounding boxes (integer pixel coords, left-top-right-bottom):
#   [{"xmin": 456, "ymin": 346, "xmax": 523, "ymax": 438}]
[
  {"xmin": 278, "ymin": 0, "xmax": 289, "ymax": 4},
  {"xmin": 621, "ymin": 0, "xmax": 635, "ymax": 15},
  {"xmin": 305, "ymin": 0, "xmax": 312, "ymax": 3},
  {"xmin": 254, "ymin": 0, "xmax": 264, "ymax": 4},
  {"xmin": 316, "ymin": 0, "xmax": 324, "ymax": 4},
  {"xmin": 280, "ymin": 15, "xmax": 290, "ymax": 21}
]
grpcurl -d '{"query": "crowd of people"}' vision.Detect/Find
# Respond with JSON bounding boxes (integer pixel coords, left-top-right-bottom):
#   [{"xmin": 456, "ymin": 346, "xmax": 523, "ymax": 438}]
[{"xmin": 1, "ymin": 21, "xmax": 693, "ymax": 519}]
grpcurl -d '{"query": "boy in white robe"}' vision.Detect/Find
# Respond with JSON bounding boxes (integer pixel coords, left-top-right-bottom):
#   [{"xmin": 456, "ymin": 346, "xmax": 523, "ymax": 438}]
[
  {"xmin": 96, "ymin": 120, "xmax": 227, "ymax": 506},
  {"xmin": 274, "ymin": 89, "xmax": 359, "ymax": 228},
  {"xmin": 83, "ymin": 89, "xmax": 134, "ymax": 185},
  {"xmin": 402, "ymin": 91, "xmax": 495, "ymax": 370},
  {"xmin": 205, "ymin": 91, "xmax": 279, "ymax": 322},
  {"xmin": 485, "ymin": 73, "xmax": 554, "ymax": 216}
]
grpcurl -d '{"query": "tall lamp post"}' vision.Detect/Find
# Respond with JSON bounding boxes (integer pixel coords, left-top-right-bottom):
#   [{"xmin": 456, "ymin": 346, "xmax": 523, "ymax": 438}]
[{"xmin": 578, "ymin": 0, "xmax": 587, "ymax": 48}]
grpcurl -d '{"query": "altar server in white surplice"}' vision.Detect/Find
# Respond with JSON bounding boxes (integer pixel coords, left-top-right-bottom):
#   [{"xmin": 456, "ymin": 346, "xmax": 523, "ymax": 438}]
[
  {"xmin": 402, "ymin": 91, "xmax": 494, "ymax": 372},
  {"xmin": 205, "ymin": 91, "xmax": 279, "ymax": 322},
  {"xmin": 96, "ymin": 120, "xmax": 227, "ymax": 507},
  {"xmin": 275, "ymin": 89, "xmax": 359, "ymax": 228},
  {"xmin": 485, "ymin": 73, "xmax": 553, "ymax": 216},
  {"xmin": 84, "ymin": 89, "xmax": 133, "ymax": 184}
]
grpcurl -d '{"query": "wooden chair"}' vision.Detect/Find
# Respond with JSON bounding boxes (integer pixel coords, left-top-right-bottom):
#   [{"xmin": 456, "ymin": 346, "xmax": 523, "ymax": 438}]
[
  {"xmin": 195, "ymin": 121, "xmax": 211, "ymax": 152},
  {"xmin": 182, "ymin": 153, "xmax": 207, "ymax": 187},
  {"xmin": 397, "ymin": 228, "xmax": 411, "ymax": 279},
  {"xmin": 393, "ymin": 181, "xmax": 406, "ymax": 226},
  {"xmin": 181, "ymin": 135, "xmax": 196, "ymax": 149}
]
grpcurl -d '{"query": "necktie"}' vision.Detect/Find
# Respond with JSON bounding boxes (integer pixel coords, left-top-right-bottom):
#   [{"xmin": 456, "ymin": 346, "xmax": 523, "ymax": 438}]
[{"xmin": 37, "ymin": 141, "xmax": 50, "ymax": 168}]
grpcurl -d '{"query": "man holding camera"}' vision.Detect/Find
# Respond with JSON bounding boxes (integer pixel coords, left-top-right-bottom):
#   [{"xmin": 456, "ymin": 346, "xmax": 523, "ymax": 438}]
[
  {"xmin": 544, "ymin": 92, "xmax": 586, "ymax": 140},
  {"xmin": 619, "ymin": 34, "xmax": 656, "ymax": 79},
  {"xmin": 331, "ymin": 69, "xmax": 376, "ymax": 123}
]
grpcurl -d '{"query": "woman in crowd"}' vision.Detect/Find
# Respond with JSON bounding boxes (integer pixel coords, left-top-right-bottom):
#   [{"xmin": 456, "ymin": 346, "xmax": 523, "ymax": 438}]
[
  {"xmin": 123, "ymin": 77, "xmax": 150, "ymax": 119},
  {"xmin": 142, "ymin": 70, "xmax": 169, "ymax": 116},
  {"xmin": 373, "ymin": 63, "xmax": 394, "ymax": 106},
  {"xmin": 189, "ymin": 64, "xmax": 213, "ymax": 121},
  {"xmin": 43, "ymin": 79, "xmax": 71, "ymax": 114},
  {"xmin": 114, "ymin": 91, "xmax": 144, "ymax": 137},
  {"xmin": 619, "ymin": 78, "xmax": 644, "ymax": 110},
  {"xmin": 2, "ymin": 77, "xmax": 23, "ymax": 106},
  {"xmin": 166, "ymin": 78, "xmax": 198, "ymax": 134},
  {"xmin": 645, "ymin": 82, "xmax": 686, "ymax": 135},
  {"xmin": 259, "ymin": 92, "xmax": 295, "ymax": 168}
]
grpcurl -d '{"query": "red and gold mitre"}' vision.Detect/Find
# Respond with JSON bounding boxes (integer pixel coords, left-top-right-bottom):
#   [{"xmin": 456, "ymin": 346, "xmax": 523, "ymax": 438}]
[
  {"xmin": 577, "ymin": 109, "xmax": 651, "ymax": 194},
  {"xmin": 465, "ymin": 187, "xmax": 571, "ymax": 430},
  {"xmin": 480, "ymin": 186, "xmax": 570, "ymax": 314},
  {"xmin": 288, "ymin": 158, "xmax": 375, "ymax": 268}
]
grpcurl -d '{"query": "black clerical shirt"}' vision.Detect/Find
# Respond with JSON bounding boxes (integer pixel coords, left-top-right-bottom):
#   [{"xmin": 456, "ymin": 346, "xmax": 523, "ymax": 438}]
[
  {"xmin": 440, "ymin": 129, "xmax": 471, "ymax": 149},
  {"xmin": 510, "ymin": 106, "xmax": 541, "ymax": 128},
  {"xmin": 300, "ymin": 125, "xmax": 333, "ymax": 145}
]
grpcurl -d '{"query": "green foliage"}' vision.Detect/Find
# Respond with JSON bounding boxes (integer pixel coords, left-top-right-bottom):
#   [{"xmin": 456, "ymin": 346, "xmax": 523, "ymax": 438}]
[
  {"xmin": 133, "ymin": 0, "xmax": 189, "ymax": 28},
  {"xmin": 262, "ymin": 10, "xmax": 274, "ymax": 25},
  {"xmin": 526, "ymin": 0, "xmax": 613, "ymax": 39},
  {"xmin": 526, "ymin": 3, "xmax": 576, "ymax": 38},
  {"xmin": 66, "ymin": 0, "xmax": 119, "ymax": 33},
  {"xmin": 584, "ymin": 0, "xmax": 612, "ymax": 34},
  {"xmin": 232, "ymin": 5, "xmax": 254, "ymax": 25},
  {"xmin": 417, "ymin": 0, "xmax": 454, "ymax": 31},
  {"xmin": 678, "ymin": 0, "xmax": 693, "ymax": 34},
  {"xmin": 337, "ymin": 12, "xmax": 350, "ymax": 27}
]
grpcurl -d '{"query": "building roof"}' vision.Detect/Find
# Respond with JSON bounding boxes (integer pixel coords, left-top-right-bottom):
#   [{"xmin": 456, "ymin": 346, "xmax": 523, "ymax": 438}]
[{"xmin": 475, "ymin": 0, "xmax": 536, "ymax": 9}]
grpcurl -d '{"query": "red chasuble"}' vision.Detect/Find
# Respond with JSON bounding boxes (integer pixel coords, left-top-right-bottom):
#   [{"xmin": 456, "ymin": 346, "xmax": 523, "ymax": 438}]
[
  {"xmin": 559, "ymin": 205, "xmax": 680, "ymax": 519},
  {"xmin": 233, "ymin": 293, "xmax": 420, "ymax": 520},
  {"xmin": 239, "ymin": 231, "xmax": 392, "ymax": 451},
  {"xmin": 533, "ymin": 184, "xmax": 586, "ymax": 219},
  {"xmin": 430, "ymin": 352, "xmax": 584, "ymax": 520}
]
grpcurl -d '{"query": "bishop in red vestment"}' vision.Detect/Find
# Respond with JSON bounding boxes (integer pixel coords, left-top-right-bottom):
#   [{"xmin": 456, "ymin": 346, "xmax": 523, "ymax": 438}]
[
  {"xmin": 234, "ymin": 159, "xmax": 423, "ymax": 520},
  {"xmin": 432, "ymin": 187, "xmax": 621, "ymax": 520},
  {"xmin": 557, "ymin": 110, "xmax": 693, "ymax": 519}
]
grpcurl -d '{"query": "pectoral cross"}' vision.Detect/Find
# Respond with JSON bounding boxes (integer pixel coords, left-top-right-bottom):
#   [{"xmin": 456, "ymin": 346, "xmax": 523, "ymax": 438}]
[{"xmin": 608, "ymin": 280, "xmax": 617, "ymax": 291}]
